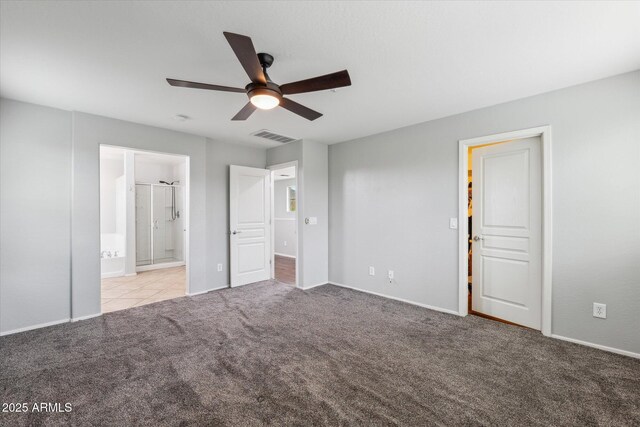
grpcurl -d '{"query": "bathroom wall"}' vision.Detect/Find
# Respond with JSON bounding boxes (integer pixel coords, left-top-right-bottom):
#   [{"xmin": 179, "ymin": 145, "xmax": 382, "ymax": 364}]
[
  {"xmin": 173, "ymin": 162, "xmax": 186, "ymax": 262},
  {"xmin": 99, "ymin": 154, "xmax": 124, "ymax": 234},
  {"xmin": 134, "ymin": 159, "xmax": 179, "ymax": 184},
  {"xmin": 99, "ymin": 150, "xmax": 126, "ymax": 278}
]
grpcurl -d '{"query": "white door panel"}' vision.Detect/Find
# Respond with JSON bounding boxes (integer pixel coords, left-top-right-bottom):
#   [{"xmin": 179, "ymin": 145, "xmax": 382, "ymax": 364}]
[
  {"xmin": 230, "ymin": 165, "xmax": 271, "ymax": 287},
  {"xmin": 472, "ymin": 137, "xmax": 542, "ymax": 329}
]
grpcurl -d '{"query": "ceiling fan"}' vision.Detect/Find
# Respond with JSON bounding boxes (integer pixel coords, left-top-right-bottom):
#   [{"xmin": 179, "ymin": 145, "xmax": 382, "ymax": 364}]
[{"xmin": 167, "ymin": 32, "xmax": 351, "ymax": 121}]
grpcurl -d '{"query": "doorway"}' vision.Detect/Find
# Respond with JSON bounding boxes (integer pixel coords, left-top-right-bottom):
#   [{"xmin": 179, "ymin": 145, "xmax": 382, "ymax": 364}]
[
  {"xmin": 458, "ymin": 126, "xmax": 552, "ymax": 335},
  {"xmin": 99, "ymin": 146, "xmax": 190, "ymax": 313},
  {"xmin": 270, "ymin": 163, "xmax": 298, "ymax": 286},
  {"xmin": 228, "ymin": 162, "xmax": 300, "ymax": 288}
]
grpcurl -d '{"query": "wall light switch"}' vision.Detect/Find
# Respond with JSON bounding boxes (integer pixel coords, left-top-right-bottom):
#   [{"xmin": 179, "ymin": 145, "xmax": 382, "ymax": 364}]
[
  {"xmin": 369, "ymin": 266, "xmax": 375, "ymax": 276},
  {"xmin": 449, "ymin": 218, "xmax": 458, "ymax": 229},
  {"xmin": 593, "ymin": 303, "xmax": 606, "ymax": 319},
  {"xmin": 217, "ymin": 263, "xmax": 223, "ymax": 272},
  {"xmin": 388, "ymin": 270, "xmax": 394, "ymax": 280},
  {"xmin": 284, "ymin": 241, "xmax": 287, "ymax": 247}
]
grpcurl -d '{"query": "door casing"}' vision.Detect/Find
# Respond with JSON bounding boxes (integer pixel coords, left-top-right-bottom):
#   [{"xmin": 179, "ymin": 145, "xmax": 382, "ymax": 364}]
[
  {"xmin": 458, "ymin": 126, "xmax": 552, "ymax": 336},
  {"xmin": 269, "ymin": 161, "xmax": 300, "ymax": 287}
]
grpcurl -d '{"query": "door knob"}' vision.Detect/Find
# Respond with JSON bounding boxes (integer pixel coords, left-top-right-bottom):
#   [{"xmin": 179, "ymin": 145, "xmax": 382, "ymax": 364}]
[
  {"xmin": 231, "ymin": 230, "xmax": 242, "ymax": 235},
  {"xmin": 473, "ymin": 235, "xmax": 483, "ymax": 241}
]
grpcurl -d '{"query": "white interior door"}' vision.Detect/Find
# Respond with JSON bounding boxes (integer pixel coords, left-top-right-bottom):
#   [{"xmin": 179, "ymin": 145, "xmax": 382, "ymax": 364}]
[
  {"xmin": 230, "ymin": 165, "xmax": 271, "ymax": 287},
  {"xmin": 472, "ymin": 137, "xmax": 542, "ymax": 329}
]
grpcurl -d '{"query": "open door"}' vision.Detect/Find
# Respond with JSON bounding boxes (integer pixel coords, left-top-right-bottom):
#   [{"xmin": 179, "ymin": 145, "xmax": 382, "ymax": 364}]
[
  {"xmin": 471, "ymin": 137, "xmax": 542, "ymax": 329},
  {"xmin": 230, "ymin": 165, "xmax": 271, "ymax": 287}
]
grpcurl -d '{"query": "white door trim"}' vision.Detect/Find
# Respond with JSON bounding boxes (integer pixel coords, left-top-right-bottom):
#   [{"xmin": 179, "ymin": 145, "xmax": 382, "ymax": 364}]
[
  {"xmin": 458, "ymin": 126, "xmax": 552, "ymax": 336},
  {"xmin": 269, "ymin": 161, "xmax": 300, "ymax": 287}
]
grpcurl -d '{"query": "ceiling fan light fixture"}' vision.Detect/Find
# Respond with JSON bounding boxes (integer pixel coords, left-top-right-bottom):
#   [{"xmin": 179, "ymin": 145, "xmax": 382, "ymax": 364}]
[
  {"xmin": 250, "ymin": 93, "xmax": 280, "ymax": 110},
  {"xmin": 247, "ymin": 86, "xmax": 281, "ymax": 110}
]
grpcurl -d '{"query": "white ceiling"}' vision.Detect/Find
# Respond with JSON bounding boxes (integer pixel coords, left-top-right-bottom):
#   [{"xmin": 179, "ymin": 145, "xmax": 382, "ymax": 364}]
[{"xmin": 1, "ymin": 1, "xmax": 639, "ymax": 148}]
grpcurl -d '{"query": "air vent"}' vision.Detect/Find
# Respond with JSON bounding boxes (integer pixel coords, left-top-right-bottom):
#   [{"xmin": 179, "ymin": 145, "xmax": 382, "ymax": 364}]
[{"xmin": 251, "ymin": 129, "xmax": 298, "ymax": 144}]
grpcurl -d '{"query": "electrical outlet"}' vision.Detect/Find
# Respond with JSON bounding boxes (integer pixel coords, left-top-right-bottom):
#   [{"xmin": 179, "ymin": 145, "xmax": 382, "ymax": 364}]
[
  {"xmin": 369, "ymin": 266, "xmax": 375, "ymax": 276},
  {"xmin": 217, "ymin": 263, "xmax": 223, "ymax": 272},
  {"xmin": 388, "ymin": 270, "xmax": 394, "ymax": 282},
  {"xmin": 593, "ymin": 303, "xmax": 606, "ymax": 319}
]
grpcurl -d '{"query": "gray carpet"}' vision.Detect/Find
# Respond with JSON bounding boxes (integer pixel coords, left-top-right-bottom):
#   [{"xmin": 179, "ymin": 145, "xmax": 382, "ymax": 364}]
[{"xmin": 1, "ymin": 282, "xmax": 638, "ymax": 426}]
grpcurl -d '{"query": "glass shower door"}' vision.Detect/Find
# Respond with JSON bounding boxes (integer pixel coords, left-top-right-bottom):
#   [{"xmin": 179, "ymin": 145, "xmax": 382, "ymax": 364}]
[
  {"xmin": 153, "ymin": 185, "xmax": 170, "ymax": 264},
  {"xmin": 152, "ymin": 185, "xmax": 182, "ymax": 264},
  {"xmin": 135, "ymin": 184, "xmax": 152, "ymax": 266}
]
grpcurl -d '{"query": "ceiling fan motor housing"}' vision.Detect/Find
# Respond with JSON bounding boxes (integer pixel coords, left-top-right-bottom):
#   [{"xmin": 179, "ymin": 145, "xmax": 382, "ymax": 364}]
[
  {"xmin": 246, "ymin": 82, "xmax": 282, "ymax": 101},
  {"xmin": 257, "ymin": 52, "xmax": 274, "ymax": 68}
]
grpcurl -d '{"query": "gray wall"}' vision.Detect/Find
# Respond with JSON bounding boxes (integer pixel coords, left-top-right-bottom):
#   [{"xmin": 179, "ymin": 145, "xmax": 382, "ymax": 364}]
[
  {"xmin": 301, "ymin": 140, "xmax": 329, "ymax": 287},
  {"xmin": 0, "ymin": 99, "xmax": 72, "ymax": 332},
  {"xmin": 274, "ymin": 178, "xmax": 297, "ymax": 257},
  {"xmin": 71, "ymin": 112, "xmax": 208, "ymax": 318},
  {"xmin": 267, "ymin": 140, "xmax": 329, "ymax": 288},
  {"xmin": 0, "ymin": 99, "xmax": 266, "ymax": 333},
  {"xmin": 329, "ymin": 71, "xmax": 640, "ymax": 354},
  {"xmin": 205, "ymin": 139, "xmax": 267, "ymax": 287}
]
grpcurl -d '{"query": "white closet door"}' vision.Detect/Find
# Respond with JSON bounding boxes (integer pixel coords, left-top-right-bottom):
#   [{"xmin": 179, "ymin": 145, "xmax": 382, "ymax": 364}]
[{"xmin": 472, "ymin": 137, "xmax": 542, "ymax": 329}]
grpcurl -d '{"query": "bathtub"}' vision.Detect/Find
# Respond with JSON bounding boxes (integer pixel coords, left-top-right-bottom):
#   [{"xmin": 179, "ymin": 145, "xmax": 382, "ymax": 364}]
[{"xmin": 101, "ymin": 233, "xmax": 125, "ymax": 278}]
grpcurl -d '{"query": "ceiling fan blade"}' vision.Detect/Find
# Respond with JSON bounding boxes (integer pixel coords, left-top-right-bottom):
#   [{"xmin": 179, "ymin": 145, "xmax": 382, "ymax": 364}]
[
  {"xmin": 231, "ymin": 102, "xmax": 257, "ymax": 121},
  {"xmin": 280, "ymin": 98, "xmax": 323, "ymax": 121},
  {"xmin": 166, "ymin": 78, "xmax": 245, "ymax": 93},
  {"xmin": 223, "ymin": 32, "xmax": 267, "ymax": 85},
  {"xmin": 280, "ymin": 70, "xmax": 351, "ymax": 95}
]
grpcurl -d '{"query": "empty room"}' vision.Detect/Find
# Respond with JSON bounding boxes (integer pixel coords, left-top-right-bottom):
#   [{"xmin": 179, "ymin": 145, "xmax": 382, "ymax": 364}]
[{"xmin": 0, "ymin": 1, "xmax": 638, "ymax": 425}]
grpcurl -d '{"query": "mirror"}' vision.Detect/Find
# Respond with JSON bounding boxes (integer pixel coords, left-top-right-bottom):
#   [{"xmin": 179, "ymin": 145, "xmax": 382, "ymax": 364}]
[{"xmin": 286, "ymin": 186, "xmax": 296, "ymax": 212}]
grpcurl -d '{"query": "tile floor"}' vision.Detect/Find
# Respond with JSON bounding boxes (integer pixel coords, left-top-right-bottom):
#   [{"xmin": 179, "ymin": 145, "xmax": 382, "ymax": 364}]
[{"xmin": 101, "ymin": 266, "xmax": 186, "ymax": 313}]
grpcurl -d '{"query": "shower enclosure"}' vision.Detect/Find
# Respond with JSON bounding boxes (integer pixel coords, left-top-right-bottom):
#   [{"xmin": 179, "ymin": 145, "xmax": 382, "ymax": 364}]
[{"xmin": 135, "ymin": 183, "xmax": 185, "ymax": 268}]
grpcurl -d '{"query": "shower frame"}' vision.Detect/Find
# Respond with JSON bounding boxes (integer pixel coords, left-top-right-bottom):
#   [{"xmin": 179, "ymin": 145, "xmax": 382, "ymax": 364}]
[{"xmin": 135, "ymin": 182, "xmax": 186, "ymax": 272}]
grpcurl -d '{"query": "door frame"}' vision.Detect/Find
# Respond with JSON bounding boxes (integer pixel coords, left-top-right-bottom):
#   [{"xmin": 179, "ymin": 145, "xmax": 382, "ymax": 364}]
[
  {"xmin": 457, "ymin": 126, "xmax": 552, "ymax": 336},
  {"xmin": 98, "ymin": 145, "xmax": 191, "ymax": 298},
  {"xmin": 268, "ymin": 161, "xmax": 300, "ymax": 287}
]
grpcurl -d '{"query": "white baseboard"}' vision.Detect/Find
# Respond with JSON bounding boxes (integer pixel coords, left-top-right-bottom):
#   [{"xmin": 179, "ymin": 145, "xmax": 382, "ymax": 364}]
[
  {"xmin": 328, "ymin": 281, "xmax": 460, "ymax": 316},
  {"xmin": 136, "ymin": 261, "xmax": 185, "ymax": 272},
  {"xmin": 187, "ymin": 285, "xmax": 227, "ymax": 296},
  {"xmin": 230, "ymin": 281, "xmax": 255, "ymax": 289},
  {"xmin": 101, "ymin": 271, "xmax": 125, "ymax": 279},
  {"xmin": 124, "ymin": 272, "xmax": 137, "ymax": 277},
  {"xmin": 299, "ymin": 282, "xmax": 327, "ymax": 290},
  {"xmin": 551, "ymin": 334, "xmax": 639, "ymax": 359},
  {"xmin": 274, "ymin": 252, "xmax": 296, "ymax": 259},
  {"xmin": 0, "ymin": 318, "xmax": 70, "ymax": 336},
  {"xmin": 72, "ymin": 313, "xmax": 102, "ymax": 322}
]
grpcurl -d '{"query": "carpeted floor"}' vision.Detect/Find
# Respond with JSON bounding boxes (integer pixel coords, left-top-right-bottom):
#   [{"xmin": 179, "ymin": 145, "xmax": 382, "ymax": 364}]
[{"xmin": 1, "ymin": 282, "xmax": 638, "ymax": 426}]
